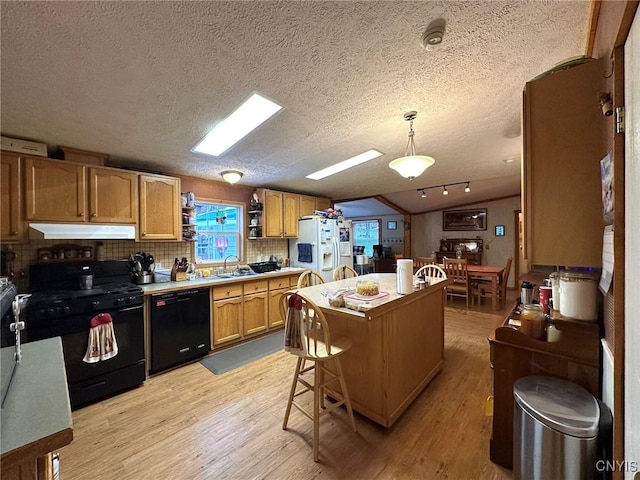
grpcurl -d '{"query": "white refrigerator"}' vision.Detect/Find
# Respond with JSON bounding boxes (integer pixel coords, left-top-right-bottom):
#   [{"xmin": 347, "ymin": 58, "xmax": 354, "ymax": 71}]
[{"xmin": 290, "ymin": 217, "xmax": 353, "ymax": 283}]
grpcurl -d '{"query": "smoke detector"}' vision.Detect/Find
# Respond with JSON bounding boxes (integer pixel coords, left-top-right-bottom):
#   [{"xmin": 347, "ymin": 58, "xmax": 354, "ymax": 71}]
[{"xmin": 421, "ymin": 20, "xmax": 446, "ymax": 51}]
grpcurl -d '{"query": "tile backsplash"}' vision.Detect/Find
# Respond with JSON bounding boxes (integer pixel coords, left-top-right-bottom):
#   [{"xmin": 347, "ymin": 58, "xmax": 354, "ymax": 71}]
[{"xmin": 3, "ymin": 237, "xmax": 290, "ymax": 288}]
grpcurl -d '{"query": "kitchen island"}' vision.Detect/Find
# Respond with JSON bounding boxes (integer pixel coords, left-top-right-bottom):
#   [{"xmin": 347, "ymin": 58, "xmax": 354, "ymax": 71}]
[
  {"xmin": 294, "ymin": 273, "xmax": 452, "ymax": 427},
  {"xmin": 1, "ymin": 338, "xmax": 73, "ymax": 479}
]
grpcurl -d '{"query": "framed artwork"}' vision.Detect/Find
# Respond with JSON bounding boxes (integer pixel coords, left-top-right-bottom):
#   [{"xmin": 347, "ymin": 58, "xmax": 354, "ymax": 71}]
[
  {"xmin": 443, "ymin": 209, "xmax": 487, "ymax": 231},
  {"xmin": 600, "ymin": 153, "xmax": 614, "ymax": 225},
  {"xmin": 387, "ymin": 221, "xmax": 397, "ymax": 230}
]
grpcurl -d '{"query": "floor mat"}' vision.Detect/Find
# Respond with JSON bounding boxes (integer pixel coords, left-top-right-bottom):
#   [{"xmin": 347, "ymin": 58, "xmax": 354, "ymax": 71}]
[{"xmin": 200, "ymin": 331, "xmax": 283, "ymax": 375}]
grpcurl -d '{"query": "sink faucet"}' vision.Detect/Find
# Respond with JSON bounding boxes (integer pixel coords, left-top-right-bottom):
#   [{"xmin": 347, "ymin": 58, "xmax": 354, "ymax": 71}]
[{"xmin": 223, "ymin": 255, "xmax": 240, "ymax": 273}]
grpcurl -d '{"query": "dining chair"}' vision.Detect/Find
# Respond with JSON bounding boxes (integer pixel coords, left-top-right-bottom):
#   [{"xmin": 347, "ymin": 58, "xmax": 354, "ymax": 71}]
[
  {"xmin": 414, "ymin": 256, "xmax": 435, "ymax": 268},
  {"xmin": 414, "ymin": 264, "xmax": 447, "ymax": 285},
  {"xmin": 443, "ymin": 258, "xmax": 472, "ymax": 308},
  {"xmin": 282, "ymin": 292, "xmax": 357, "ymax": 462},
  {"xmin": 332, "ymin": 264, "xmax": 359, "ymax": 281},
  {"xmin": 296, "ymin": 269, "xmax": 325, "ymax": 288},
  {"xmin": 477, "ymin": 257, "xmax": 513, "ymax": 308}
]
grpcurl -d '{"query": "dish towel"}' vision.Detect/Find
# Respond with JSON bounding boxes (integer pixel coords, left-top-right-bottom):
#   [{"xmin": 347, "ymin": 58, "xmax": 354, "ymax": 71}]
[
  {"xmin": 284, "ymin": 293, "xmax": 306, "ymax": 356},
  {"xmin": 297, "ymin": 243, "xmax": 313, "ymax": 263},
  {"xmin": 83, "ymin": 313, "xmax": 119, "ymax": 363}
]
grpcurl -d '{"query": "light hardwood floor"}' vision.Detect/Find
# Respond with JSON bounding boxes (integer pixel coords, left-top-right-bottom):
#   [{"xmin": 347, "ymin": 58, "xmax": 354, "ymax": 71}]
[{"xmin": 57, "ymin": 293, "xmax": 515, "ymax": 479}]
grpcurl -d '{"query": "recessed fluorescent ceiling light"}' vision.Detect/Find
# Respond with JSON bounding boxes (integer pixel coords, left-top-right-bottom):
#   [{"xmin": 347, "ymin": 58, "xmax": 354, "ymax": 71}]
[
  {"xmin": 306, "ymin": 149, "xmax": 384, "ymax": 180},
  {"xmin": 192, "ymin": 93, "xmax": 283, "ymax": 157}
]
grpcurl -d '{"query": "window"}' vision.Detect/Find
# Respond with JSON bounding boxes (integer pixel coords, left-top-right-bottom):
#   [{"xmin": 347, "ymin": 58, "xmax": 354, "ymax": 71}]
[
  {"xmin": 352, "ymin": 220, "xmax": 380, "ymax": 257},
  {"xmin": 194, "ymin": 200, "xmax": 244, "ymax": 264}
]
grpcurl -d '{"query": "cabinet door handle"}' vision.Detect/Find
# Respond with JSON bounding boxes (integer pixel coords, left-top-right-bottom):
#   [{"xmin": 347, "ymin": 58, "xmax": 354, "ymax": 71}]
[
  {"xmin": 77, "ymin": 212, "xmax": 83, "ymax": 217},
  {"xmin": 141, "ymin": 232, "xmax": 146, "ymax": 236},
  {"xmin": 92, "ymin": 213, "xmax": 97, "ymax": 217},
  {"xmin": 11, "ymin": 231, "xmax": 18, "ymax": 235}
]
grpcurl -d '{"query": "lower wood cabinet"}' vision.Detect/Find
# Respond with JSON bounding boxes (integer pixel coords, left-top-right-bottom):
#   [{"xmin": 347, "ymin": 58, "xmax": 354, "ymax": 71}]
[
  {"xmin": 243, "ymin": 280, "xmax": 268, "ymax": 336},
  {"xmin": 211, "ymin": 285, "xmax": 243, "ymax": 346},
  {"xmin": 267, "ymin": 275, "xmax": 297, "ymax": 328}
]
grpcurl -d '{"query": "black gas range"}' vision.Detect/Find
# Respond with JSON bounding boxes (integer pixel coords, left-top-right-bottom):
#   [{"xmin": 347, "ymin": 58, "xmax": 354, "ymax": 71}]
[{"xmin": 26, "ymin": 260, "xmax": 145, "ymax": 409}]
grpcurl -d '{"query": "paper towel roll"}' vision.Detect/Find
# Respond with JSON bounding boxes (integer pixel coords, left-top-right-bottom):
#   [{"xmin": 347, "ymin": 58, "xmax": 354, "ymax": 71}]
[{"xmin": 396, "ymin": 259, "xmax": 414, "ymax": 294}]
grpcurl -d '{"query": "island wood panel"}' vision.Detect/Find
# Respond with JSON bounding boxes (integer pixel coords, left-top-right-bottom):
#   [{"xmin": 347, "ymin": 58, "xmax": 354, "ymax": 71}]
[{"xmin": 295, "ymin": 273, "xmax": 450, "ymax": 427}]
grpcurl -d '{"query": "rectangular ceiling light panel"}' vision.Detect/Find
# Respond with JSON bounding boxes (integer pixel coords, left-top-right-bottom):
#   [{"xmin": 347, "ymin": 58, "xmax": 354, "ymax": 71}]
[
  {"xmin": 192, "ymin": 93, "xmax": 283, "ymax": 157},
  {"xmin": 306, "ymin": 149, "xmax": 384, "ymax": 180}
]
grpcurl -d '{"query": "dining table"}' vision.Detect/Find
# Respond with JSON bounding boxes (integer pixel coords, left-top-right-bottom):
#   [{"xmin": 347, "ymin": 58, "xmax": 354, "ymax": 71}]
[{"xmin": 466, "ymin": 264, "xmax": 505, "ymax": 310}]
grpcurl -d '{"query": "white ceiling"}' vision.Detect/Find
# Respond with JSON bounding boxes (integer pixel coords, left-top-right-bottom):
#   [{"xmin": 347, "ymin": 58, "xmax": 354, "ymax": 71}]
[{"xmin": 0, "ymin": 1, "xmax": 591, "ymax": 215}]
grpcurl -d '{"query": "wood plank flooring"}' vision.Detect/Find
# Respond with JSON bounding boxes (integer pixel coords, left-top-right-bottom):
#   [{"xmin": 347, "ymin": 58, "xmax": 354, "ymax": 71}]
[{"xmin": 57, "ymin": 293, "xmax": 515, "ymax": 479}]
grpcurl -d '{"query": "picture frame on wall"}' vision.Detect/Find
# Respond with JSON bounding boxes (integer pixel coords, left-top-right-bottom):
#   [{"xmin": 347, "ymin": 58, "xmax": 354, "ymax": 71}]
[
  {"xmin": 387, "ymin": 221, "xmax": 397, "ymax": 230},
  {"xmin": 443, "ymin": 209, "xmax": 487, "ymax": 231}
]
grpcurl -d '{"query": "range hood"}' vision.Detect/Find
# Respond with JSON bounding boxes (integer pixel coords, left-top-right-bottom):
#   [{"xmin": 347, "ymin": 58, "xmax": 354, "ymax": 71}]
[{"xmin": 29, "ymin": 223, "xmax": 136, "ymax": 240}]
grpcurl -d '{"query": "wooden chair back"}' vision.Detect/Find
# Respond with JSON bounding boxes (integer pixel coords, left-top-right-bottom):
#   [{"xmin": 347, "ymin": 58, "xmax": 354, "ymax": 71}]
[
  {"xmin": 443, "ymin": 258, "xmax": 471, "ymax": 308},
  {"xmin": 296, "ymin": 269, "xmax": 325, "ymax": 288},
  {"xmin": 281, "ymin": 292, "xmax": 334, "ymax": 359},
  {"xmin": 332, "ymin": 264, "xmax": 359, "ymax": 281},
  {"xmin": 414, "ymin": 256, "xmax": 435, "ymax": 269},
  {"xmin": 500, "ymin": 257, "xmax": 513, "ymax": 301}
]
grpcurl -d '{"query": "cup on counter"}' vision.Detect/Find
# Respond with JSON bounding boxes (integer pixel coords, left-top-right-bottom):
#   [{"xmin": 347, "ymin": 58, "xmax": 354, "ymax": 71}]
[{"xmin": 539, "ymin": 286, "xmax": 552, "ymax": 315}]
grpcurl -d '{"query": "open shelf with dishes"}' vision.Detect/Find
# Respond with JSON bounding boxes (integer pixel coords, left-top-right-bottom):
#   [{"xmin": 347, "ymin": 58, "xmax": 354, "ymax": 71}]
[
  {"xmin": 182, "ymin": 206, "xmax": 196, "ymax": 242},
  {"xmin": 247, "ymin": 209, "xmax": 263, "ymax": 239}
]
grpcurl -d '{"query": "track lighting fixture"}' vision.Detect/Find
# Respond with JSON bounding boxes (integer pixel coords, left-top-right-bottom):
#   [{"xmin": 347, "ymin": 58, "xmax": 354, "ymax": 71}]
[{"xmin": 415, "ymin": 180, "xmax": 472, "ymax": 198}]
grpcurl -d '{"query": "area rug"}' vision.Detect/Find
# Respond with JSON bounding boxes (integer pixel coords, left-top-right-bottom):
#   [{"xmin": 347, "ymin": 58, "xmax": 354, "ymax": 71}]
[{"xmin": 200, "ymin": 331, "xmax": 283, "ymax": 375}]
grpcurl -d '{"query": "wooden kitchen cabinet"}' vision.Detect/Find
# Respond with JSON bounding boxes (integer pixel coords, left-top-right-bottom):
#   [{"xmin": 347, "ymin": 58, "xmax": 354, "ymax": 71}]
[
  {"xmin": 243, "ymin": 280, "xmax": 268, "ymax": 336},
  {"xmin": 261, "ymin": 189, "xmax": 299, "ymax": 238},
  {"xmin": 139, "ymin": 174, "xmax": 181, "ymax": 240},
  {"xmin": 89, "ymin": 166, "xmax": 138, "ymax": 223},
  {"xmin": 267, "ymin": 276, "xmax": 292, "ymax": 328},
  {"xmin": 315, "ymin": 197, "xmax": 331, "ymax": 212},
  {"xmin": 24, "ymin": 157, "xmax": 86, "ymax": 222},
  {"xmin": 1, "ymin": 152, "xmax": 22, "ymax": 242},
  {"xmin": 299, "ymin": 195, "xmax": 316, "ymax": 217},
  {"xmin": 522, "ymin": 59, "xmax": 605, "ymax": 267},
  {"xmin": 488, "ymin": 305, "xmax": 600, "ymax": 468},
  {"xmin": 212, "ymin": 291, "xmax": 243, "ymax": 346}
]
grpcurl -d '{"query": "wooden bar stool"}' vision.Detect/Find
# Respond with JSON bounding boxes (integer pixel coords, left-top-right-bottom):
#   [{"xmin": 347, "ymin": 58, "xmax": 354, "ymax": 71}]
[{"xmin": 282, "ymin": 292, "xmax": 357, "ymax": 461}]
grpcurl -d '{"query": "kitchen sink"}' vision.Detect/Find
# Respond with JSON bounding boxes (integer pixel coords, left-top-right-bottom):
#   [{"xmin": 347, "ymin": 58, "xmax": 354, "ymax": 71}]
[{"xmin": 215, "ymin": 271, "xmax": 259, "ymax": 278}]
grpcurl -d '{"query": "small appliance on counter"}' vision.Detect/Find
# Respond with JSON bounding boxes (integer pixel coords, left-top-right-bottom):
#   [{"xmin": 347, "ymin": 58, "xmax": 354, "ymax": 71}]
[{"xmin": 128, "ymin": 252, "xmax": 155, "ymax": 284}]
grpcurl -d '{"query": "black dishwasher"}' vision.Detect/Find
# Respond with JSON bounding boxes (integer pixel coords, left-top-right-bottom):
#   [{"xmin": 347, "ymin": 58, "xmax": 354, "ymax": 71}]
[{"xmin": 150, "ymin": 288, "xmax": 211, "ymax": 374}]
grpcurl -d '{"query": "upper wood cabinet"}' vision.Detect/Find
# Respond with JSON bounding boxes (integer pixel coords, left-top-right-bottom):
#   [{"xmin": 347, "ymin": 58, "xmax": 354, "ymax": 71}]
[
  {"xmin": 88, "ymin": 167, "xmax": 138, "ymax": 223},
  {"xmin": 1, "ymin": 153, "xmax": 22, "ymax": 242},
  {"xmin": 139, "ymin": 174, "xmax": 181, "ymax": 240},
  {"xmin": 24, "ymin": 157, "xmax": 86, "ymax": 222},
  {"xmin": 522, "ymin": 59, "xmax": 605, "ymax": 267},
  {"xmin": 262, "ymin": 189, "xmax": 300, "ymax": 238},
  {"xmin": 316, "ymin": 197, "xmax": 331, "ymax": 212},
  {"xmin": 299, "ymin": 195, "xmax": 316, "ymax": 217}
]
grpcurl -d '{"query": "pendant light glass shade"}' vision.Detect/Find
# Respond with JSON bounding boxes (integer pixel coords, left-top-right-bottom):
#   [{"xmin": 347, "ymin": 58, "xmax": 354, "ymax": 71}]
[{"xmin": 389, "ymin": 111, "xmax": 435, "ymax": 180}]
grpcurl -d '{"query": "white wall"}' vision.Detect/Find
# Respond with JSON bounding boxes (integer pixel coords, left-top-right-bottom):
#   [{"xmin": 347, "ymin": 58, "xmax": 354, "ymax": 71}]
[
  {"xmin": 624, "ymin": 7, "xmax": 640, "ymax": 476},
  {"xmin": 411, "ymin": 196, "xmax": 521, "ymax": 287}
]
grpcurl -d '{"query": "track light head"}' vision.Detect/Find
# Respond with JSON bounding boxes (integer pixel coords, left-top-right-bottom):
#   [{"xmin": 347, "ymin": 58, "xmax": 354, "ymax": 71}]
[
  {"xmin": 464, "ymin": 182, "xmax": 470, "ymax": 193},
  {"xmin": 442, "ymin": 186, "xmax": 448, "ymax": 196}
]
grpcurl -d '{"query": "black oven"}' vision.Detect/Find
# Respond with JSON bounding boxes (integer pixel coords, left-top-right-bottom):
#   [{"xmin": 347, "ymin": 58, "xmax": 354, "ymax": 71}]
[{"xmin": 26, "ymin": 261, "xmax": 145, "ymax": 409}]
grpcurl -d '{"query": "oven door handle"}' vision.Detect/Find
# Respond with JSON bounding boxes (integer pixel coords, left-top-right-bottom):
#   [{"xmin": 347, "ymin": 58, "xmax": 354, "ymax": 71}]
[{"xmin": 113, "ymin": 305, "xmax": 143, "ymax": 313}]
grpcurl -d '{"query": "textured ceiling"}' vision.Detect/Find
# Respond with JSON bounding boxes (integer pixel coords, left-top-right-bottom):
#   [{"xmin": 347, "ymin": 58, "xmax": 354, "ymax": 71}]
[{"xmin": 0, "ymin": 1, "xmax": 591, "ymax": 215}]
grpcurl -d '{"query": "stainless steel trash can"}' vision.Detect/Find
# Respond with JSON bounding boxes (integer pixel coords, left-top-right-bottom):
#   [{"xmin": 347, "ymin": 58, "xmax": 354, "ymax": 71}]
[{"xmin": 513, "ymin": 376, "xmax": 600, "ymax": 480}]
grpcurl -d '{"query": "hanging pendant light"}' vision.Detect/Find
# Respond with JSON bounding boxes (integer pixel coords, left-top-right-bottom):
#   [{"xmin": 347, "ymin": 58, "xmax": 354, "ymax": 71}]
[{"xmin": 388, "ymin": 111, "xmax": 435, "ymax": 180}]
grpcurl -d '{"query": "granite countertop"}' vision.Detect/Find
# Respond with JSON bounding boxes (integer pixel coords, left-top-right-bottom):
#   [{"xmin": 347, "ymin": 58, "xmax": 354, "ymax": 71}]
[
  {"xmin": 140, "ymin": 267, "xmax": 306, "ymax": 295},
  {"xmin": 1, "ymin": 337, "xmax": 73, "ymax": 469}
]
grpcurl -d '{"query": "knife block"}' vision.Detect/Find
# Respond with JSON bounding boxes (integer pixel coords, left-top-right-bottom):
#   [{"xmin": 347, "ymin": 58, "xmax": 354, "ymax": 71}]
[{"xmin": 171, "ymin": 267, "xmax": 187, "ymax": 282}]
